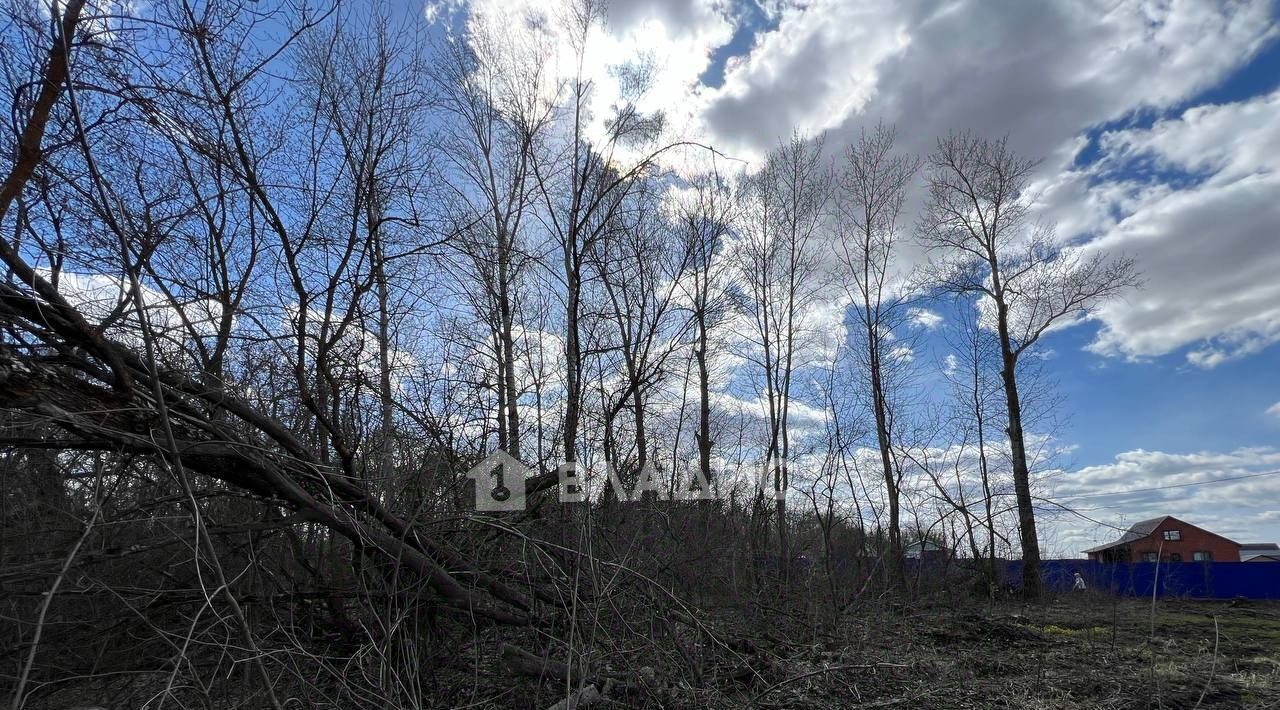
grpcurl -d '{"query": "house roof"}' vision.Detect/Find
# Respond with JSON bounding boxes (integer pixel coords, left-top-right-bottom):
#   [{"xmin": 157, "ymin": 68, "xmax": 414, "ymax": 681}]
[
  {"xmin": 1242, "ymin": 543, "xmax": 1280, "ymax": 561},
  {"xmin": 1082, "ymin": 516, "xmax": 1169, "ymax": 554},
  {"xmin": 1081, "ymin": 515, "xmax": 1242, "ymax": 554}
]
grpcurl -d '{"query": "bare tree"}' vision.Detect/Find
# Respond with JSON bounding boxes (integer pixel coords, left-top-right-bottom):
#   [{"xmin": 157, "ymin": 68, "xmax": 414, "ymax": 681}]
[
  {"xmin": 434, "ymin": 18, "xmax": 553, "ymax": 461},
  {"xmin": 732, "ymin": 133, "xmax": 830, "ymax": 575},
  {"xmin": 588, "ymin": 180, "xmax": 689, "ymax": 488},
  {"xmin": 918, "ymin": 133, "xmax": 1139, "ymax": 598},
  {"xmin": 800, "ymin": 327, "xmax": 867, "ymax": 618},
  {"xmin": 296, "ymin": 7, "xmax": 439, "ymax": 500},
  {"xmin": 831, "ymin": 124, "xmax": 920, "ymax": 589},
  {"xmin": 671, "ymin": 171, "xmax": 735, "ymax": 488},
  {"xmin": 1, "ymin": 0, "xmax": 533, "ymax": 628},
  {"xmin": 942, "ymin": 302, "xmax": 1007, "ymax": 584},
  {"xmin": 528, "ymin": 0, "xmax": 669, "ymax": 468}
]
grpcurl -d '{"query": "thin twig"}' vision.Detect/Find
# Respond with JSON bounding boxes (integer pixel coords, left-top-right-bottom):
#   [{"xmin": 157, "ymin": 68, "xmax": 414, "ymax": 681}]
[
  {"xmin": 748, "ymin": 662, "xmax": 911, "ymax": 706},
  {"xmin": 10, "ymin": 470, "xmax": 103, "ymax": 710},
  {"xmin": 1192, "ymin": 615, "xmax": 1220, "ymax": 710}
]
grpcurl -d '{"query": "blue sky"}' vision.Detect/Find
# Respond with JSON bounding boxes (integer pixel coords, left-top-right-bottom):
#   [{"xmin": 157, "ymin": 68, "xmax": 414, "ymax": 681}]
[
  {"xmin": 913, "ymin": 20, "xmax": 1280, "ymax": 464},
  {"xmin": 1045, "ymin": 38, "xmax": 1280, "ymax": 466},
  {"xmin": 698, "ymin": 2, "xmax": 777, "ymax": 88},
  {"xmin": 910, "ymin": 296, "xmax": 1278, "ymax": 467},
  {"xmin": 442, "ymin": 0, "xmax": 1280, "ymax": 554}
]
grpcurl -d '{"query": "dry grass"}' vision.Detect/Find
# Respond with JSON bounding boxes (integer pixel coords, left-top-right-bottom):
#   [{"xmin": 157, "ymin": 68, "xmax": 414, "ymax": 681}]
[
  {"xmin": 21, "ymin": 587, "xmax": 1280, "ymax": 708},
  {"xmin": 478, "ymin": 595, "xmax": 1280, "ymax": 709}
]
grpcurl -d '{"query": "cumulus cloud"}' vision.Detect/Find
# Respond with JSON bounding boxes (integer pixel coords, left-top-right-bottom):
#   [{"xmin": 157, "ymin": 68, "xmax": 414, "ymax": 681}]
[
  {"xmin": 1047, "ymin": 447, "xmax": 1280, "ymax": 556},
  {"xmin": 441, "ymin": 0, "xmax": 1280, "ymax": 370},
  {"xmin": 704, "ymin": 0, "xmax": 1276, "ymax": 166},
  {"xmin": 702, "ymin": 0, "xmax": 910, "ymax": 159},
  {"xmin": 1099, "ymin": 91, "xmax": 1280, "ymax": 185},
  {"xmin": 697, "ymin": 0, "xmax": 1278, "ymax": 368},
  {"xmin": 1080, "ymin": 93, "xmax": 1280, "ymax": 365},
  {"xmin": 702, "ymin": 0, "xmax": 1276, "ymax": 373},
  {"xmin": 942, "ymin": 353, "xmax": 958, "ymax": 377},
  {"xmin": 888, "ymin": 344, "xmax": 914, "ymax": 362},
  {"xmin": 437, "ymin": 0, "xmax": 734, "ymax": 159},
  {"xmin": 907, "ymin": 307, "xmax": 942, "ymax": 330},
  {"xmin": 41, "ymin": 269, "xmax": 223, "ymax": 361},
  {"xmin": 1268, "ymin": 402, "xmax": 1280, "ymax": 420}
]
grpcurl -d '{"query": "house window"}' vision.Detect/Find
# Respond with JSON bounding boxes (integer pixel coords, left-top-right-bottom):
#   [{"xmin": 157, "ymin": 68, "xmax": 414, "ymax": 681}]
[
  {"xmin": 1168, "ymin": 553, "xmax": 1182, "ymax": 562},
  {"xmin": 1163, "ymin": 530, "xmax": 1182, "ymax": 541},
  {"xmin": 1142, "ymin": 552, "xmax": 1158, "ymax": 562},
  {"xmin": 1193, "ymin": 551, "xmax": 1213, "ymax": 561}
]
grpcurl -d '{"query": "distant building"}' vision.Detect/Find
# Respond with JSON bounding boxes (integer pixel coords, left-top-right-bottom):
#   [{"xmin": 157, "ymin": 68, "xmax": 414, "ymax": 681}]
[
  {"xmin": 904, "ymin": 538, "xmax": 947, "ymax": 560},
  {"xmin": 1240, "ymin": 543, "xmax": 1280, "ymax": 562},
  {"xmin": 1082, "ymin": 516, "xmax": 1241, "ymax": 563}
]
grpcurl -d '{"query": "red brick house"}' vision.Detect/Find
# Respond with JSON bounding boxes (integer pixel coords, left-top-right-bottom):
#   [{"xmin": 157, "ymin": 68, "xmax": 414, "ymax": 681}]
[{"xmin": 1083, "ymin": 516, "xmax": 1241, "ymax": 563}]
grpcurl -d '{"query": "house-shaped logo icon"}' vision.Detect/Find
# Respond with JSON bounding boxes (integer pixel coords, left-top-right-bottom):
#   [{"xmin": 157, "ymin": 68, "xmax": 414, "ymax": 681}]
[{"xmin": 465, "ymin": 449, "xmax": 530, "ymax": 512}]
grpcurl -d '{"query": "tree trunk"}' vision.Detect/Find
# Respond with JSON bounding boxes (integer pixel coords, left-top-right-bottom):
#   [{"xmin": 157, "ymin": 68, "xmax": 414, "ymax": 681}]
[
  {"xmin": 868, "ymin": 340, "xmax": 905, "ymax": 590},
  {"xmin": 563, "ymin": 246, "xmax": 581, "ymax": 465},
  {"xmin": 994, "ymin": 296, "xmax": 1042, "ymax": 599},
  {"xmin": 498, "ymin": 225, "xmax": 521, "ymax": 459},
  {"xmin": 975, "ymin": 364, "xmax": 999, "ymax": 591},
  {"xmin": 695, "ymin": 311, "xmax": 713, "ymax": 486},
  {"xmin": 372, "ymin": 225, "xmax": 395, "ymax": 488}
]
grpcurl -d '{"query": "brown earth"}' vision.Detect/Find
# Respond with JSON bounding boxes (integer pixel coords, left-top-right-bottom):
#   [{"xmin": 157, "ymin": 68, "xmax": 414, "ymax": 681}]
[
  {"xmin": 25, "ymin": 595, "xmax": 1280, "ymax": 708},
  {"xmin": 455, "ymin": 595, "xmax": 1280, "ymax": 709}
]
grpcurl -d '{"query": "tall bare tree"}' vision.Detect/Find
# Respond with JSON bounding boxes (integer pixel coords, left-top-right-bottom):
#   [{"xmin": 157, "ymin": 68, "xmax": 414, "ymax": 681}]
[
  {"xmin": 435, "ymin": 17, "xmax": 553, "ymax": 461},
  {"xmin": 528, "ymin": 0, "xmax": 668, "ymax": 468},
  {"xmin": 588, "ymin": 180, "xmax": 689, "ymax": 486},
  {"xmin": 919, "ymin": 133, "xmax": 1138, "ymax": 597},
  {"xmin": 831, "ymin": 125, "xmax": 920, "ymax": 588},
  {"xmin": 671, "ymin": 171, "xmax": 735, "ymax": 488},
  {"xmin": 733, "ymin": 133, "xmax": 830, "ymax": 573},
  {"xmin": 294, "ymin": 8, "xmax": 437, "ymax": 495},
  {"xmin": 942, "ymin": 301, "xmax": 1007, "ymax": 585}
]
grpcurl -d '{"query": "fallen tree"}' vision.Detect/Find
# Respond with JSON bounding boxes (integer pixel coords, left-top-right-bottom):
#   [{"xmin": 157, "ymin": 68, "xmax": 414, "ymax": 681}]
[{"xmin": 0, "ymin": 0, "xmax": 532, "ymax": 632}]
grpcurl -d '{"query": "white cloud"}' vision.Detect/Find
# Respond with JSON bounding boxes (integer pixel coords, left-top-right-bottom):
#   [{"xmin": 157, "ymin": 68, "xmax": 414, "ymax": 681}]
[
  {"xmin": 1267, "ymin": 402, "xmax": 1280, "ymax": 420},
  {"xmin": 703, "ymin": 0, "xmax": 1276, "ymax": 167},
  {"xmin": 1080, "ymin": 92, "xmax": 1280, "ymax": 365},
  {"xmin": 702, "ymin": 0, "xmax": 911, "ymax": 161},
  {"xmin": 697, "ymin": 0, "xmax": 1279, "ymax": 367},
  {"xmin": 907, "ymin": 307, "xmax": 942, "ymax": 330},
  {"xmin": 1047, "ymin": 447, "xmax": 1280, "ymax": 556},
  {"xmin": 942, "ymin": 353, "xmax": 958, "ymax": 377},
  {"xmin": 446, "ymin": 0, "xmax": 734, "ymax": 162},
  {"xmin": 41, "ymin": 269, "xmax": 223, "ymax": 362},
  {"xmin": 1099, "ymin": 91, "xmax": 1280, "ymax": 186},
  {"xmin": 888, "ymin": 344, "xmax": 914, "ymax": 362}
]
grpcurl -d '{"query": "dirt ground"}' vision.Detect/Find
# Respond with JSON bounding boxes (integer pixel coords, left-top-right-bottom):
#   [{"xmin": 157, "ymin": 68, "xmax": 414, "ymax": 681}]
[
  {"xmin": 682, "ymin": 595, "xmax": 1280, "ymax": 709},
  {"xmin": 468, "ymin": 595, "xmax": 1280, "ymax": 709},
  {"xmin": 24, "ymin": 594, "xmax": 1280, "ymax": 708}
]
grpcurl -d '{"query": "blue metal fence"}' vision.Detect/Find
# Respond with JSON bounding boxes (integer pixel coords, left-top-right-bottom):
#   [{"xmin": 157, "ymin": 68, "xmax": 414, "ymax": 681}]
[{"xmin": 1004, "ymin": 559, "xmax": 1280, "ymax": 599}]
